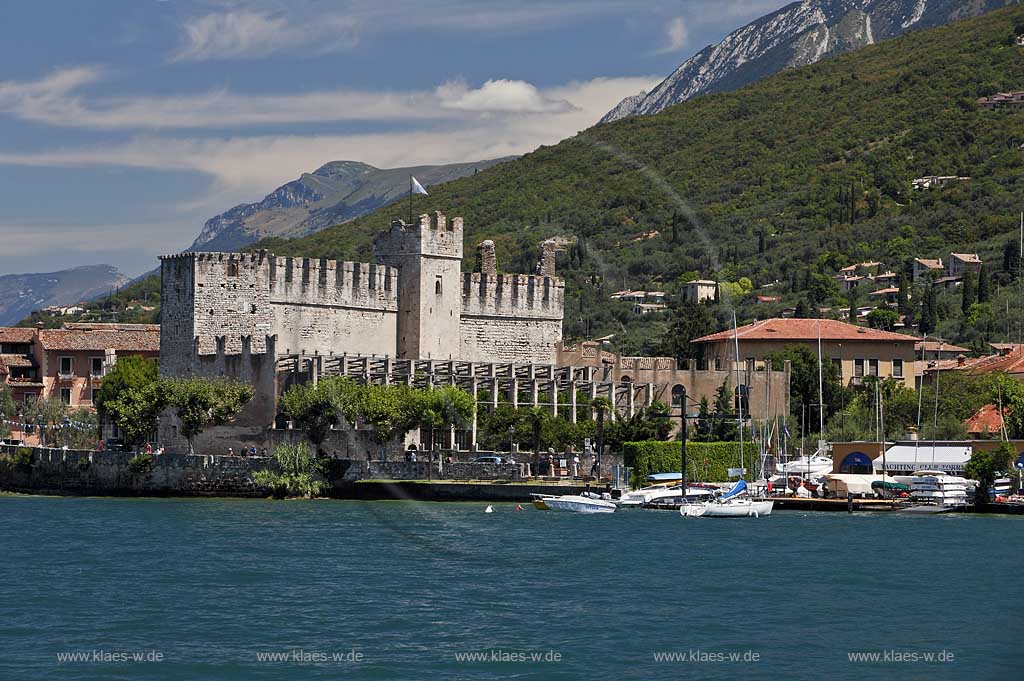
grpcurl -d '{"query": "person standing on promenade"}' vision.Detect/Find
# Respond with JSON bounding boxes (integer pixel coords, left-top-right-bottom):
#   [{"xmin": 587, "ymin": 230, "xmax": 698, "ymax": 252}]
[{"xmin": 572, "ymin": 454, "xmax": 580, "ymax": 478}]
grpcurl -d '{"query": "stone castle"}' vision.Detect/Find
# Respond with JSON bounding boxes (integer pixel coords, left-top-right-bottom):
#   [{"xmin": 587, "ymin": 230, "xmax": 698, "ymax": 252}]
[
  {"xmin": 160, "ymin": 211, "xmax": 564, "ymax": 368},
  {"xmin": 158, "ymin": 209, "xmax": 790, "ymax": 455}
]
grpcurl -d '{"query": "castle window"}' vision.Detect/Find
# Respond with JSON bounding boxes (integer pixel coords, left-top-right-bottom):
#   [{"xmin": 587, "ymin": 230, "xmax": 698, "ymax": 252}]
[
  {"xmin": 435, "ymin": 276, "xmax": 443, "ymax": 295},
  {"xmin": 227, "ymin": 261, "xmax": 239, "ymax": 277},
  {"xmin": 250, "ymin": 304, "xmax": 258, "ymax": 314}
]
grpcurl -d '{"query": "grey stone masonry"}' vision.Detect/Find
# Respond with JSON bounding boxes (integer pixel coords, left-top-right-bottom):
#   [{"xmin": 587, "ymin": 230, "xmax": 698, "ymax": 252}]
[{"xmin": 158, "ymin": 210, "xmax": 566, "ymax": 453}]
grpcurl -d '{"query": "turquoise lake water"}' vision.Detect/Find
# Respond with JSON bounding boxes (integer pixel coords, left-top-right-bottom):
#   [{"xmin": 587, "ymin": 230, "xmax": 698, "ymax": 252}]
[{"xmin": 0, "ymin": 494, "xmax": 1020, "ymax": 680}]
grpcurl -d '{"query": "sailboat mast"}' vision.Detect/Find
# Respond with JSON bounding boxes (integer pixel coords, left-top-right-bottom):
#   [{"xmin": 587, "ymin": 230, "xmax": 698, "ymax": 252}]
[
  {"xmin": 817, "ymin": 319, "xmax": 825, "ymax": 438},
  {"xmin": 733, "ymin": 312, "xmax": 745, "ymax": 475}
]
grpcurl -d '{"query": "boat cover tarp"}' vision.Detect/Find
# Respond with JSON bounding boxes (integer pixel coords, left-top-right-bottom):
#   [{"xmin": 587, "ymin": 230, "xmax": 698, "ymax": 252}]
[
  {"xmin": 721, "ymin": 479, "xmax": 747, "ymax": 500},
  {"xmin": 875, "ymin": 444, "xmax": 971, "ymax": 473}
]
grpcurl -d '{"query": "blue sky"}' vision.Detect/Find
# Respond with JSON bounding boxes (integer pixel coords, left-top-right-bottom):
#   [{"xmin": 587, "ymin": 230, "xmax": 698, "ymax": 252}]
[{"xmin": 0, "ymin": 0, "xmax": 782, "ymax": 277}]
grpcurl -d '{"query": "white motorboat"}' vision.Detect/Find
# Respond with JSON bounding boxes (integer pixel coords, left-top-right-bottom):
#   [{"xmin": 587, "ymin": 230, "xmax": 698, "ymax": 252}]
[
  {"xmin": 894, "ymin": 470, "xmax": 972, "ymax": 507},
  {"xmin": 542, "ymin": 494, "xmax": 617, "ymax": 514},
  {"xmin": 615, "ymin": 484, "xmax": 715, "ymax": 508},
  {"xmin": 615, "ymin": 483, "xmax": 679, "ymax": 508},
  {"xmin": 775, "ymin": 454, "xmax": 833, "ymax": 477},
  {"xmin": 679, "ymin": 480, "xmax": 774, "ymax": 518}
]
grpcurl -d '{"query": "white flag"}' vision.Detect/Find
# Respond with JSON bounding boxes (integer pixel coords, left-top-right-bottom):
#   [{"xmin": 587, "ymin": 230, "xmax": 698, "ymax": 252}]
[{"xmin": 411, "ymin": 176, "xmax": 428, "ymax": 195}]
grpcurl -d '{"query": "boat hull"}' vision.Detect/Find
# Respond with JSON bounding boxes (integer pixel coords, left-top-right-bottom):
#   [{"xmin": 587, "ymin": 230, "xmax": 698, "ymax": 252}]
[
  {"xmin": 681, "ymin": 499, "xmax": 774, "ymax": 518},
  {"xmin": 543, "ymin": 496, "xmax": 617, "ymax": 514}
]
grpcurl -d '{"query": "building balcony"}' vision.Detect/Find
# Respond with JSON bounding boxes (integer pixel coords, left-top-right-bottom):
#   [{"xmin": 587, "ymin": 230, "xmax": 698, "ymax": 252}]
[{"xmin": 57, "ymin": 372, "xmax": 76, "ymax": 381}]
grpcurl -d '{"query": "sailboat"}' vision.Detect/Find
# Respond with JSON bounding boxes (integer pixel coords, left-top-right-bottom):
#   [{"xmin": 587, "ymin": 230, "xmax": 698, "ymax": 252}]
[{"xmin": 680, "ymin": 479, "xmax": 774, "ymax": 517}]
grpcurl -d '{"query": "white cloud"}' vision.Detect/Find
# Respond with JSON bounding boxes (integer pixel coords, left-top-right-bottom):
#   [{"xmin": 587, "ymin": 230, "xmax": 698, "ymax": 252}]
[
  {"xmin": 0, "ymin": 76, "xmax": 660, "ymax": 200},
  {"xmin": 0, "ymin": 69, "xmax": 633, "ymax": 131},
  {"xmin": 169, "ymin": 1, "xmax": 638, "ymax": 61},
  {"xmin": 171, "ymin": 10, "xmax": 359, "ymax": 62},
  {"xmin": 656, "ymin": 17, "xmax": 689, "ymax": 54},
  {"xmin": 437, "ymin": 79, "xmax": 576, "ymax": 114}
]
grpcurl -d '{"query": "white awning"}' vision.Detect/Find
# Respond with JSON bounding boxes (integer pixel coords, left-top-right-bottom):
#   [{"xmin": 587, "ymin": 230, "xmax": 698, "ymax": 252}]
[{"xmin": 874, "ymin": 444, "xmax": 971, "ymax": 473}]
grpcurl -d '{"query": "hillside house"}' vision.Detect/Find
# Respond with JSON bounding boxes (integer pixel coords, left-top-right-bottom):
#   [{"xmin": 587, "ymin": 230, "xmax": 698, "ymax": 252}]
[
  {"xmin": 692, "ymin": 318, "xmax": 917, "ymax": 389},
  {"xmin": 977, "ymin": 91, "xmax": 1024, "ymax": 110},
  {"xmin": 946, "ymin": 252, "xmax": 982, "ymax": 278},
  {"xmin": 681, "ymin": 280, "xmax": 718, "ymax": 304},
  {"xmin": 913, "ymin": 258, "xmax": 944, "ymax": 281},
  {"xmin": 911, "ymin": 175, "xmax": 970, "ymax": 190},
  {"xmin": 868, "ymin": 287, "xmax": 900, "ymax": 305}
]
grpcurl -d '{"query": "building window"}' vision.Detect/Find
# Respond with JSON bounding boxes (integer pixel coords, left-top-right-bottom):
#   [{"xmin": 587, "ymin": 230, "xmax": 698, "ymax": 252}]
[
  {"xmin": 853, "ymin": 359, "xmax": 865, "ymax": 378},
  {"xmin": 91, "ymin": 357, "xmax": 104, "ymax": 377},
  {"xmin": 59, "ymin": 356, "xmax": 74, "ymax": 376},
  {"xmin": 60, "ymin": 388, "xmax": 72, "ymax": 405},
  {"xmin": 435, "ymin": 276, "xmax": 443, "ymax": 295},
  {"xmin": 892, "ymin": 358, "xmax": 904, "ymax": 378},
  {"xmin": 89, "ymin": 388, "xmax": 99, "ymax": 404},
  {"xmin": 867, "ymin": 359, "xmax": 879, "ymax": 377},
  {"xmin": 831, "ymin": 358, "xmax": 842, "ymax": 379}
]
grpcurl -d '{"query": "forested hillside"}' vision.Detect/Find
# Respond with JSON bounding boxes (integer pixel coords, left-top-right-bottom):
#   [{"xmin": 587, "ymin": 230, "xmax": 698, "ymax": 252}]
[{"xmin": 259, "ymin": 7, "xmax": 1021, "ymax": 354}]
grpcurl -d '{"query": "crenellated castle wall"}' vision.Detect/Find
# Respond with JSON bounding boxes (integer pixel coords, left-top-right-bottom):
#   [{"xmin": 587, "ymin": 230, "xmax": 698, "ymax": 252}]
[
  {"xmin": 459, "ymin": 272, "xmax": 564, "ymax": 364},
  {"xmin": 268, "ymin": 256, "xmax": 399, "ymax": 357}
]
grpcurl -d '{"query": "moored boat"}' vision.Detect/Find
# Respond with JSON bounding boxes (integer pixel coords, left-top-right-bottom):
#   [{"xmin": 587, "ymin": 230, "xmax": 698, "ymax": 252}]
[
  {"xmin": 541, "ymin": 494, "xmax": 617, "ymax": 514},
  {"xmin": 679, "ymin": 480, "xmax": 774, "ymax": 518}
]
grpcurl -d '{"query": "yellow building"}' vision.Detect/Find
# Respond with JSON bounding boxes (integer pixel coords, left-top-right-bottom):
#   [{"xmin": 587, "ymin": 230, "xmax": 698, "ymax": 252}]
[{"xmin": 693, "ymin": 318, "xmax": 917, "ymax": 389}]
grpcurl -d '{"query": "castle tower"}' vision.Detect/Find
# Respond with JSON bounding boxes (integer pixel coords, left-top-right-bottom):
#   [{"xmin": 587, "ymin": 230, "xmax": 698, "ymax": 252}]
[{"xmin": 373, "ymin": 211, "xmax": 463, "ymax": 359}]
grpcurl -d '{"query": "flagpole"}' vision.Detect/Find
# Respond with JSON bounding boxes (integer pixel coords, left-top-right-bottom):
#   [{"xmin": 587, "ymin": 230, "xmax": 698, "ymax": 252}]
[{"xmin": 409, "ymin": 176, "xmax": 413, "ymax": 225}]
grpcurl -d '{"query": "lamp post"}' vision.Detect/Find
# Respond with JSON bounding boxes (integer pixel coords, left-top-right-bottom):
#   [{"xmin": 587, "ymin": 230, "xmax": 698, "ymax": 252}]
[
  {"xmin": 678, "ymin": 386, "xmax": 687, "ymax": 503},
  {"xmin": 653, "ymin": 386, "xmax": 688, "ymax": 505}
]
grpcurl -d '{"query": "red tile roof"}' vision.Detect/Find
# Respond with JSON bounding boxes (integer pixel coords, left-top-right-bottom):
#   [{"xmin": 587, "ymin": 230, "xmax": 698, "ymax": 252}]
[
  {"xmin": 915, "ymin": 340, "xmax": 970, "ymax": 354},
  {"xmin": 37, "ymin": 327, "xmax": 159, "ymax": 353},
  {"xmin": 923, "ymin": 346, "xmax": 1024, "ymax": 375},
  {"xmin": 0, "ymin": 327, "xmax": 36, "ymax": 343},
  {"xmin": 964, "ymin": 404, "xmax": 1006, "ymax": 435},
  {"xmin": 693, "ymin": 318, "xmax": 916, "ymax": 344}
]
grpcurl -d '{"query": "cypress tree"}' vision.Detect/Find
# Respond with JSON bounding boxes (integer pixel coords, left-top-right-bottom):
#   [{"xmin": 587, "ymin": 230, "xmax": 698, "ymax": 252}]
[
  {"xmin": 977, "ymin": 264, "xmax": 991, "ymax": 303},
  {"xmin": 961, "ymin": 271, "xmax": 977, "ymax": 315},
  {"xmin": 921, "ymin": 284, "xmax": 938, "ymax": 334}
]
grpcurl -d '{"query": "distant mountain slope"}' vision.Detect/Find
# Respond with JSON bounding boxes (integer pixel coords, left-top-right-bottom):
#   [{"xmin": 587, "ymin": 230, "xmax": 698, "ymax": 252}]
[
  {"xmin": 190, "ymin": 158, "xmax": 512, "ymax": 253},
  {"xmin": 0, "ymin": 265, "xmax": 128, "ymax": 326},
  {"xmin": 601, "ymin": 0, "xmax": 1016, "ymax": 123}
]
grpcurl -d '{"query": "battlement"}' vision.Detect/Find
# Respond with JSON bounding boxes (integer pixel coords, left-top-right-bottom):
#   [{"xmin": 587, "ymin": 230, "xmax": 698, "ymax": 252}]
[
  {"xmin": 373, "ymin": 211, "xmax": 463, "ymax": 264},
  {"xmin": 268, "ymin": 256, "xmax": 398, "ymax": 310},
  {"xmin": 461, "ymin": 272, "xmax": 564, "ymax": 320}
]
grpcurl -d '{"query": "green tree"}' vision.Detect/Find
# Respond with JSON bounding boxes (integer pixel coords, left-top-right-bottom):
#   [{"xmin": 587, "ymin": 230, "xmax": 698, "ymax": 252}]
[
  {"xmin": 94, "ymin": 356, "xmax": 162, "ymax": 447},
  {"xmin": 960, "ymin": 270, "xmax": 977, "ymax": 315},
  {"xmin": 358, "ymin": 384, "xmax": 422, "ymax": 446},
  {"xmin": 920, "ymin": 284, "xmax": 938, "ymax": 334},
  {"xmin": 415, "ymin": 386, "xmax": 474, "ymax": 451},
  {"xmin": 766, "ymin": 345, "xmax": 845, "ymax": 428},
  {"xmin": 0, "ymin": 385, "xmax": 15, "ymax": 437},
  {"xmin": 977, "ymin": 264, "xmax": 991, "ymax": 303},
  {"xmin": 279, "ymin": 377, "xmax": 360, "ymax": 451},
  {"xmin": 660, "ymin": 301, "xmax": 718, "ymax": 364},
  {"xmin": 866, "ymin": 306, "xmax": 899, "ymax": 330},
  {"xmin": 163, "ymin": 377, "xmax": 254, "ymax": 454},
  {"xmin": 847, "ymin": 285, "xmax": 860, "ymax": 323},
  {"xmin": 964, "ymin": 442, "xmax": 1015, "ymax": 507}
]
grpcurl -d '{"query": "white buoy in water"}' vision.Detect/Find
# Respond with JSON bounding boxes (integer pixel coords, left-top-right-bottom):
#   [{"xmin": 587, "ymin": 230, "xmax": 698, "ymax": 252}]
[{"xmin": 484, "ymin": 505, "xmax": 494, "ymax": 513}]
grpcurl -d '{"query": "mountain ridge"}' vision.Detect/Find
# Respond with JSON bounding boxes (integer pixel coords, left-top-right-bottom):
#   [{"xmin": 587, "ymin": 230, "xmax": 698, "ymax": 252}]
[
  {"xmin": 0, "ymin": 265, "xmax": 129, "ymax": 326},
  {"xmin": 190, "ymin": 158, "xmax": 513, "ymax": 253},
  {"xmin": 601, "ymin": 0, "xmax": 1016, "ymax": 123}
]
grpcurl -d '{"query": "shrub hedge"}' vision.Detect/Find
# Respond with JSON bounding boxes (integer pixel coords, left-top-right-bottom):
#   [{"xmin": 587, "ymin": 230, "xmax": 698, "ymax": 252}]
[{"xmin": 623, "ymin": 441, "xmax": 753, "ymax": 487}]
